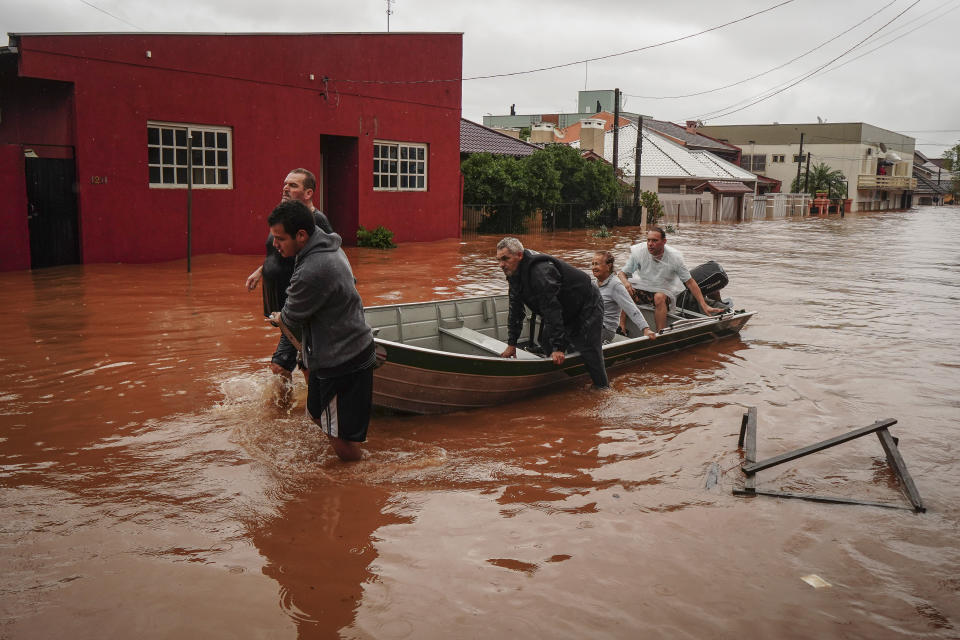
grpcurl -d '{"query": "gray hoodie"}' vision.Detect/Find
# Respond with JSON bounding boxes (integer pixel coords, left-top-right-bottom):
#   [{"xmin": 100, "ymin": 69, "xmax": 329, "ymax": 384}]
[{"xmin": 279, "ymin": 227, "xmax": 374, "ymax": 377}]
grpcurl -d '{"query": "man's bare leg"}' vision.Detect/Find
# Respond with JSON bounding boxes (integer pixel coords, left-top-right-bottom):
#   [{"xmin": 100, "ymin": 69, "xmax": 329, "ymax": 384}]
[
  {"xmin": 653, "ymin": 292, "xmax": 669, "ymax": 331},
  {"xmin": 270, "ymin": 363, "xmax": 294, "ymax": 408},
  {"xmin": 326, "ymin": 434, "xmax": 363, "ymax": 462}
]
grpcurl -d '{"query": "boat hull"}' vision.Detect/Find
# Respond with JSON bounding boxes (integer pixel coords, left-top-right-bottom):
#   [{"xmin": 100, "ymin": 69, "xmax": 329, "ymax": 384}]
[{"xmin": 366, "ymin": 295, "xmax": 752, "ymax": 414}]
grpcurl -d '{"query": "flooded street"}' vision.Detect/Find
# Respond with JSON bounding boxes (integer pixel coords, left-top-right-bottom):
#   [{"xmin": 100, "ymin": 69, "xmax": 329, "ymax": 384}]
[{"xmin": 2, "ymin": 207, "xmax": 959, "ymax": 638}]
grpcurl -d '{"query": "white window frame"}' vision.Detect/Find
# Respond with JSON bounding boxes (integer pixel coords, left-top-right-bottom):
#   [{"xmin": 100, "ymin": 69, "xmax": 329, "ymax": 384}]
[
  {"xmin": 148, "ymin": 121, "xmax": 233, "ymax": 189},
  {"xmin": 373, "ymin": 140, "xmax": 427, "ymax": 191},
  {"xmin": 741, "ymin": 154, "xmax": 766, "ymax": 172}
]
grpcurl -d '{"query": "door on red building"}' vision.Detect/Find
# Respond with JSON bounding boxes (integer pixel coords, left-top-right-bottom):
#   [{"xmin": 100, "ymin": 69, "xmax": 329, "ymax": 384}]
[{"xmin": 25, "ymin": 156, "xmax": 80, "ymax": 268}]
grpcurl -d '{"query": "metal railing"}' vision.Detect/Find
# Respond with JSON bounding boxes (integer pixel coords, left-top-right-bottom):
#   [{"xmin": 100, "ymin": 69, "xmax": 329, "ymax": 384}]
[{"xmin": 857, "ymin": 175, "xmax": 917, "ymax": 190}]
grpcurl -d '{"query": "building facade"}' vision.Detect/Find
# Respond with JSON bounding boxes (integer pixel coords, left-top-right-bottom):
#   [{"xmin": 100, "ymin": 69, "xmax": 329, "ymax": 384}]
[
  {"xmin": 697, "ymin": 122, "xmax": 916, "ymax": 212},
  {"xmin": 0, "ymin": 32, "xmax": 463, "ymax": 271}
]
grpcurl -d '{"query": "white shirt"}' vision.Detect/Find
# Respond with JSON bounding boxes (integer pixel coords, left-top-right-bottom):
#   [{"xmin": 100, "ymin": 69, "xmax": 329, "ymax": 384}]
[{"xmin": 621, "ymin": 243, "xmax": 691, "ymax": 295}]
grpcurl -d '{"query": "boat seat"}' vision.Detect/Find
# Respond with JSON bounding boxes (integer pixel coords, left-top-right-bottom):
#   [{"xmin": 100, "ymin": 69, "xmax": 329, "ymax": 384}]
[{"xmin": 438, "ymin": 326, "xmax": 540, "ymax": 360}]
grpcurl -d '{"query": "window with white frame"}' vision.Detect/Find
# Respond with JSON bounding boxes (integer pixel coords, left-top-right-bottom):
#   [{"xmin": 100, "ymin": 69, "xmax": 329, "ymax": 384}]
[
  {"xmin": 771, "ymin": 154, "xmax": 786, "ymax": 163},
  {"xmin": 793, "ymin": 153, "xmax": 808, "ymax": 163},
  {"xmin": 373, "ymin": 141, "xmax": 427, "ymax": 191},
  {"xmin": 148, "ymin": 122, "xmax": 233, "ymax": 188},
  {"xmin": 740, "ymin": 154, "xmax": 766, "ymax": 172}
]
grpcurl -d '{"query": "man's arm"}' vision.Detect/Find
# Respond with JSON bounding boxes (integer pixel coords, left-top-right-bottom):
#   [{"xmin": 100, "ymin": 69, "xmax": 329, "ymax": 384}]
[
  {"xmin": 501, "ymin": 283, "xmax": 525, "ymax": 358},
  {"xmin": 279, "ymin": 266, "xmax": 330, "ymax": 330},
  {"xmin": 246, "ymin": 265, "xmax": 263, "ymax": 291},
  {"xmin": 684, "ymin": 278, "xmax": 723, "ymax": 316},
  {"xmin": 617, "ymin": 251, "xmax": 639, "ymax": 296},
  {"xmin": 617, "ymin": 271, "xmax": 634, "ymax": 297}
]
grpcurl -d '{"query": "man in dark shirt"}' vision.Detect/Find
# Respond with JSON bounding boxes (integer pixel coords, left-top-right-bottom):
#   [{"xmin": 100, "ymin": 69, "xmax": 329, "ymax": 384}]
[
  {"xmin": 496, "ymin": 237, "xmax": 608, "ymax": 389},
  {"xmin": 246, "ymin": 168, "xmax": 333, "ymax": 375}
]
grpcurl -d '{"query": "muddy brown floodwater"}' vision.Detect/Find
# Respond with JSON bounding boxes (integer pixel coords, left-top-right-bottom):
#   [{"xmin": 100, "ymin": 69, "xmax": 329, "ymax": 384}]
[{"xmin": 2, "ymin": 207, "xmax": 959, "ymax": 639}]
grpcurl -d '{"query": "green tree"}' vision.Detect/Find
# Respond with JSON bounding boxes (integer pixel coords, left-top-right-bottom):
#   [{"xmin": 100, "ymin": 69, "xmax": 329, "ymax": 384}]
[
  {"xmin": 461, "ymin": 145, "xmax": 620, "ymax": 230},
  {"xmin": 942, "ymin": 142, "xmax": 959, "ymax": 170},
  {"xmin": 639, "ymin": 191, "xmax": 664, "ymax": 226},
  {"xmin": 943, "ymin": 142, "xmax": 960, "ymax": 195},
  {"xmin": 791, "ymin": 162, "xmax": 847, "ymax": 197}
]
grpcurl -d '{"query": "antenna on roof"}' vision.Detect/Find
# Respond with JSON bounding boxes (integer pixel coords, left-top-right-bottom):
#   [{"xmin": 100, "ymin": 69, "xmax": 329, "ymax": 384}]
[{"xmin": 386, "ymin": 0, "xmax": 395, "ymax": 32}]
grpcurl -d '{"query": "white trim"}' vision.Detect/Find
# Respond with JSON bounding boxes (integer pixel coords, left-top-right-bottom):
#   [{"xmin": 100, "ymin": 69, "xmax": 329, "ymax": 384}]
[
  {"xmin": 147, "ymin": 121, "xmax": 233, "ymax": 189},
  {"xmin": 373, "ymin": 140, "xmax": 427, "ymax": 191}
]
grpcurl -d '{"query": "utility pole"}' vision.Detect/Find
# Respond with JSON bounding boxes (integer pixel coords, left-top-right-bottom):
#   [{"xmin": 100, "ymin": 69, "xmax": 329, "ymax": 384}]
[
  {"xmin": 612, "ymin": 88, "xmax": 620, "ymax": 182},
  {"xmin": 186, "ymin": 134, "xmax": 193, "ymax": 272},
  {"xmin": 795, "ymin": 132, "xmax": 804, "ymax": 192},
  {"xmin": 632, "ymin": 115, "xmax": 644, "ymax": 224},
  {"xmin": 386, "ymin": 0, "xmax": 394, "ymax": 32},
  {"xmin": 804, "ymin": 153, "xmax": 812, "ymax": 194}
]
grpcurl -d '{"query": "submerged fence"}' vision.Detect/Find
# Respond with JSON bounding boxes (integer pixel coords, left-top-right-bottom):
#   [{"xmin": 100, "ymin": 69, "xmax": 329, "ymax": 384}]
[{"xmin": 463, "ymin": 193, "xmax": 813, "ymax": 238}]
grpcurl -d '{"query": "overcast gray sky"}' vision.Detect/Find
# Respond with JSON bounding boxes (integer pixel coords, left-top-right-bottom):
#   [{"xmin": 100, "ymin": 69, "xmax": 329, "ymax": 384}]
[{"xmin": 2, "ymin": 0, "xmax": 957, "ymax": 155}]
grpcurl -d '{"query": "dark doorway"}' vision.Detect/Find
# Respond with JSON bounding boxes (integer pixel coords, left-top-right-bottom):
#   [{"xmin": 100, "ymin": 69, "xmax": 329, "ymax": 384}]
[
  {"xmin": 321, "ymin": 135, "xmax": 359, "ymax": 244},
  {"xmin": 26, "ymin": 157, "xmax": 80, "ymax": 268}
]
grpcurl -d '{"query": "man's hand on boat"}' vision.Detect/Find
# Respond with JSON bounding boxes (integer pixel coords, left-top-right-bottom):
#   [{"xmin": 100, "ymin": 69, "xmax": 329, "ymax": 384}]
[
  {"xmin": 701, "ymin": 303, "xmax": 724, "ymax": 316},
  {"xmin": 501, "ymin": 344, "xmax": 565, "ymax": 365}
]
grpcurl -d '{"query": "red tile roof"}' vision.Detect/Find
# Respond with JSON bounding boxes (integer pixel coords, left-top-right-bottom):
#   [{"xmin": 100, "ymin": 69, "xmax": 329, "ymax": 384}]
[{"xmin": 554, "ymin": 111, "xmax": 632, "ymax": 144}]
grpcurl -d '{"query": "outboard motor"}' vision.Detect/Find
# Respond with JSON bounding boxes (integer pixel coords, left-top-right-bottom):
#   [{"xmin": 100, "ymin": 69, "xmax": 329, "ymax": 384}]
[{"xmin": 675, "ymin": 261, "xmax": 731, "ymax": 313}]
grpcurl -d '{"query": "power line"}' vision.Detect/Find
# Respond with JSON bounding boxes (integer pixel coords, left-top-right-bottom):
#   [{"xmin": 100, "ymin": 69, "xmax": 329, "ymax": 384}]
[
  {"xmin": 624, "ymin": 0, "xmax": 898, "ymax": 101},
  {"xmin": 77, "ymin": 0, "xmax": 144, "ymax": 31},
  {"xmin": 801, "ymin": 0, "xmax": 960, "ymax": 79},
  {"xmin": 686, "ymin": 0, "xmax": 920, "ymax": 122},
  {"xmin": 334, "ymin": 0, "xmax": 798, "ymax": 85},
  {"xmin": 682, "ymin": 0, "xmax": 955, "ymax": 122}
]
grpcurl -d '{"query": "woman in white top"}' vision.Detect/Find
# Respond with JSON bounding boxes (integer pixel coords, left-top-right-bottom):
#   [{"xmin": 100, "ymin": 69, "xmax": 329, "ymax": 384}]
[{"xmin": 591, "ymin": 251, "xmax": 657, "ymax": 344}]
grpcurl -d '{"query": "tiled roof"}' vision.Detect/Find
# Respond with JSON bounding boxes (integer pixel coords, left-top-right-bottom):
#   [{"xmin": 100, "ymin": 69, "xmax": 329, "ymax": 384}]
[
  {"xmin": 554, "ymin": 111, "xmax": 632, "ymax": 144},
  {"xmin": 693, "ymin": 180, "xmax": 753, "ymax": 194},
  {"xmin": 572, "ymin": 123, "xmax": 758, "ymax": 182},
  {"xmin": 644, "ymin": 119, "xmax": 739, "ymax": 152},
  {"xmin": 460, "ymin": 118, "xmax": 540, "ymax": 156},
  {"xmin": 688, "ymin": 150, "xmax": 757, "ymax": 181}
]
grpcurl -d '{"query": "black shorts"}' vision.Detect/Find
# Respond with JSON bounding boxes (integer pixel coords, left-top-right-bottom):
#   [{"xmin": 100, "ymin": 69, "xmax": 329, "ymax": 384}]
[
  {"xmin": 306, "ymin": 364, "xmax": 374, "ymax": 443},
  {"xmin": 630, "ymin": 289, "xmax": 676, "ymax": 308}
]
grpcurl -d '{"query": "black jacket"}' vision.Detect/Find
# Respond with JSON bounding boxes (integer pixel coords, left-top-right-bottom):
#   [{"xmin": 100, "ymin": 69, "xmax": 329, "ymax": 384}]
[{"xmin": 506, "ymin": 250, "xmax": 596, "ymax": 352}]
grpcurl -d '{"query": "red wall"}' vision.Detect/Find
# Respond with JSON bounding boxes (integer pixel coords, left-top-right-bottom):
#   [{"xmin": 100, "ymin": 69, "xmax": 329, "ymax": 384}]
[
  {"xmin": 2, "ymin": 33, "xmax": 462, "ymax": 267},
  {"xmin": 0, "ymin": 145, "xmax": 30, "ymax": 271}
]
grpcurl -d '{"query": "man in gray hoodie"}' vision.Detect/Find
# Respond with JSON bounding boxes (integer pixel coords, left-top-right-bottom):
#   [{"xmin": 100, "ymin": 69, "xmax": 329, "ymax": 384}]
[{"xmin": 267, "ymin": 200, "xmax": 376, "ymax": 462}]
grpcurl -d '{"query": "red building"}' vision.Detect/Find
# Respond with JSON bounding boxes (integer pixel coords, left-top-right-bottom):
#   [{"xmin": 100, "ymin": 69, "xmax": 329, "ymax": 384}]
[{"xmin": 0, "ymin": 32, "xmax": 463, "ymax": 271}]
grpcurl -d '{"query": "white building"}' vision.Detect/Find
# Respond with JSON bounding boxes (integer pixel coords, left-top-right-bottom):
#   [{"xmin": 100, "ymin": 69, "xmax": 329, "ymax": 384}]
[{"xmin": 697, "ymin": 122, "xmax": 916, "ymax": 212}]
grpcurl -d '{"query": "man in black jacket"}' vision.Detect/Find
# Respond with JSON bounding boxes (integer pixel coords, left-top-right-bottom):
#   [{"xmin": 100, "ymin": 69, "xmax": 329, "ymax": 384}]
[
  {"xmin": 496, "ymin": 237, "xmax": 608, "ymax": 389},
  {"xmin": 246, "ymin": 168, "xmax": 333, "ymax": 376}
]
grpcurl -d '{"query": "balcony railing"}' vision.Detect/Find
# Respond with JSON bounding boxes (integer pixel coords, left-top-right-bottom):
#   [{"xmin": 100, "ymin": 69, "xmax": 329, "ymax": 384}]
[{"xmin": 857, "ymin": 175, "xmax": 917, "ymax": 190}]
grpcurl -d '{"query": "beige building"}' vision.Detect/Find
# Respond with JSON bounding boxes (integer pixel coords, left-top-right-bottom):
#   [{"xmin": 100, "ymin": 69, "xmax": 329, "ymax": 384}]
[{"xmin": 697, "ymin": 122, "xmax": 916, "ymax": 211}]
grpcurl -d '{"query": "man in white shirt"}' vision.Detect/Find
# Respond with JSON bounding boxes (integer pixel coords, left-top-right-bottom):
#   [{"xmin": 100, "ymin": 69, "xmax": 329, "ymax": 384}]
[{"xmin": 617, "ymin": 227, "xmax": 722, "ymax": 331}]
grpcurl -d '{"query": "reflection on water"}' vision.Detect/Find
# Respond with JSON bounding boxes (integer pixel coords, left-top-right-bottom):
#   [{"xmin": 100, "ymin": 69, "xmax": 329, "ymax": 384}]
[{"xmin": 2, "ymin": 208, "xmax": 959, "ymax": 638}]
